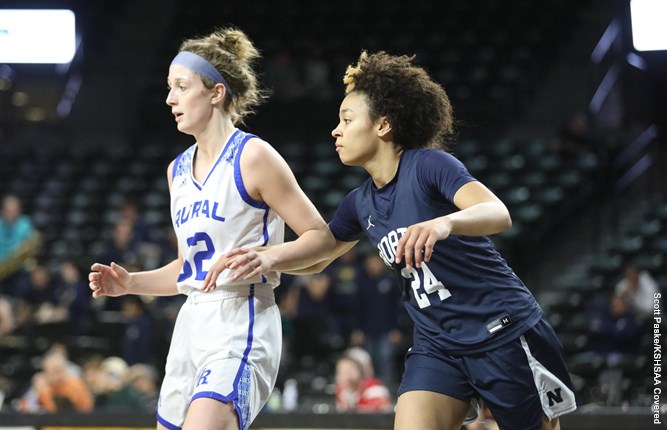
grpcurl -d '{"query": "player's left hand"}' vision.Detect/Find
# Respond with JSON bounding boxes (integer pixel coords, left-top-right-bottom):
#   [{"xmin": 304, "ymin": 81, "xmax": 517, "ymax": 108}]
[
  {"xmin": 201, "ymin": 254, "xmax": 233, "ymax": 292},
  {"xmin": 394, "ymin": 217, "xmax": 452, "ymax": 270}
]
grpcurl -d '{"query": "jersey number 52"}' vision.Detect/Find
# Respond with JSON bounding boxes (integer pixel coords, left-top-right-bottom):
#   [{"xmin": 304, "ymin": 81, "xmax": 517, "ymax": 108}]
[{"xmin": 178, "ymin": 232, "xmax": 215, "ymax": 282}]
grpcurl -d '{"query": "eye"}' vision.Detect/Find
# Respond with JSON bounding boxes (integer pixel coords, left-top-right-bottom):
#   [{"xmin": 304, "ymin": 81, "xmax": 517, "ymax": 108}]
[{"xmin": 343, "ymin": 119, "xmax": 351, "ymax": 124}]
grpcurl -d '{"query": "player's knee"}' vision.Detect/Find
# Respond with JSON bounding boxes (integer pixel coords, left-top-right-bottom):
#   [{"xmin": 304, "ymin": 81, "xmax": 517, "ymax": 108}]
[
  {"xmin": 184, "ymin": 398, "xmax": 239, "ymax": 430},
  {"xmin": 541, "ymin": 415, "xmax": 560, "ymax": 430}
]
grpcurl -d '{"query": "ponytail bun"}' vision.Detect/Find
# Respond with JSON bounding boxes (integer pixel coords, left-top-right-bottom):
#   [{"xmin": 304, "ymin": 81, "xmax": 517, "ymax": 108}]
[{"xmin": 211, "ymin": 28, "xmax": 260, "ymax": 64}]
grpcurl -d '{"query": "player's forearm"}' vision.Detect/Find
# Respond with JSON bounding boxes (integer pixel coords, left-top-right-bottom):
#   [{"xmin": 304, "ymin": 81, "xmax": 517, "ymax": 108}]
[
  {"xmin": 282, "ymin": 258, "xmax": 335, "ymax": 275},
  {"xmin": 267, "ymin": 227, "xmax": 337, "ymax": 272},
  {"xmin": 444, "ymin": 202, "xmax": 512, "ymax": 236},
  {"xmin": 128, "ymin": 259, "xmax": 181, "ymax": 296}
]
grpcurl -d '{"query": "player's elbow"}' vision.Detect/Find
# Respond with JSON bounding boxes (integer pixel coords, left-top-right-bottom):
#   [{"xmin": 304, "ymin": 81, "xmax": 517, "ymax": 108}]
[
  {"xmin": 500, "ymin": 208, "xmax": 512, "ymax": 231},
  {"xmin": 314, "ymin": 226, "xmax": 337, "ymax": 255},
  {"xmin": 308, "ymin": 260, "xmax": 331, "ymax": 274},
  {"xmin": 285, "ymin": 259, "xmax": 332, "ymax": 275}
]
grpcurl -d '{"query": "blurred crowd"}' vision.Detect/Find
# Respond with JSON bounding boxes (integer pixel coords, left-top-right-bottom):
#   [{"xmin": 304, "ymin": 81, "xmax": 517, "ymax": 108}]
[
  {"xmin": 0, "ymin": 192, "xmax": 413, "ymax": 415},
  {"xmin": 0, "ymin": 185, "xmax": 661, "ymax": 418}
]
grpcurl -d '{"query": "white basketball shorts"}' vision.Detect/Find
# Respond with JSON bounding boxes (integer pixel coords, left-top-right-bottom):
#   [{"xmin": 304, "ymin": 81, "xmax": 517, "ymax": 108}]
[{"xmin": 157, "ymin": 284, "xmax": 281, "ymax": 430}]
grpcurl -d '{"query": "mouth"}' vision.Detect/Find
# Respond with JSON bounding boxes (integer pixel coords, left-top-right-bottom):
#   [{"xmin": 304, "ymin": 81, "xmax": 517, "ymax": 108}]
[
  {"xmin": 173, "ymin": 112, "xmax": 183, "ymax": 122},
  {"xmin": 335, "ymin": 144, "xmax": 343, "ymax": 152}
]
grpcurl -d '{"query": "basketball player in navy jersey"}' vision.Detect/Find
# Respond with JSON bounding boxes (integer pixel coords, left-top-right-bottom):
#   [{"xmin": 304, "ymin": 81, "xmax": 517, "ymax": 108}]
[
  {"xmin": 88, "ymin": 28, "xmax": 334, "ymax": 430},
  {"xmin": 223, "ymin": 51, "xmax": 576, "ymax": 430}
]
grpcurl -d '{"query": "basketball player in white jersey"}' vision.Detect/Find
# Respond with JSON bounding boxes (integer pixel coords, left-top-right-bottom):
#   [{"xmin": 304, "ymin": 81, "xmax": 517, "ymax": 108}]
[{"xmin": 88, "ymin": 27, "xmax": 335, "ymax": 430}]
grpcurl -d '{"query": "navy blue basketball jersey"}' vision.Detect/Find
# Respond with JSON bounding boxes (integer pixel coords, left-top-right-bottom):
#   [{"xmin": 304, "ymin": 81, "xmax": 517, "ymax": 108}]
[{"xmin": 329, "ymin": 148, "xmax": 543, "ymax": 355}]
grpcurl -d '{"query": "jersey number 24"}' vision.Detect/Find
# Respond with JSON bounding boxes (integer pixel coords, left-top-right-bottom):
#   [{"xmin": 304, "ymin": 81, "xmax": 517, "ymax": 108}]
[{"xmin": 401, "ymin": 262, "xmax": 451, "ymax": 309}]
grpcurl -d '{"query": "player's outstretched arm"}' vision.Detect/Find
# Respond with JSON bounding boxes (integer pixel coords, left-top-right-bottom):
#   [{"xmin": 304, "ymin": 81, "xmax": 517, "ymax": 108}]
[
  {"xmin": 88, "ymin": 158, "xmax": 189, "ymax": 299},
  {"xmin": 227, "ymin": 238, "xmax": 357, "ymax": 279},
  {"xmin": 89, "ymin": 258, "xmax": 182, "ymax": 298}
]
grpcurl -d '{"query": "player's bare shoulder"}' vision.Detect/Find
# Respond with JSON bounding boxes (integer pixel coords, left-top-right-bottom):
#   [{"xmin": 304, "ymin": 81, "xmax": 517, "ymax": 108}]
[
  {"xmin": 239, "ymin": 137, "xmax": 288, "ymax": 176},
  {"xmin": 241, "ymin": 137, "xmax": 280, "ymax": 164}
]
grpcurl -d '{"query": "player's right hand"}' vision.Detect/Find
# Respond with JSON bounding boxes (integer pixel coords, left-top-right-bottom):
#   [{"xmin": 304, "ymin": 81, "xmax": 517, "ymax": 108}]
[{"xmin": 88, "ymin": 262, "xmax": 131, "ymax": 298}]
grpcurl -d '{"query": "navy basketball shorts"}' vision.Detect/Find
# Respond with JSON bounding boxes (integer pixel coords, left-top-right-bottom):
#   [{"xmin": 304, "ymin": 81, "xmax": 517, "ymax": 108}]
[{"xmin": 398, "ymin": 317, "xmax": 576, "ymax": 430}]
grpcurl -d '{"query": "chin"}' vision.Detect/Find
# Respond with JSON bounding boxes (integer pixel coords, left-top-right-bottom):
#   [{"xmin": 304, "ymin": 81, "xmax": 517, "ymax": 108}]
[
  {"xmin": 176, "ymin": 123, "xmax": 194, "ymax": 135},
  {"xmin": 338, "ymin": 154, "xmax": 358, "ymax": 167}
]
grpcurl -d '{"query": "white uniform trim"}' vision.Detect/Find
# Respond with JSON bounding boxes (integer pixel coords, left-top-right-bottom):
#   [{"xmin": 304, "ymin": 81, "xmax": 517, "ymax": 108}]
[{"xmin": 520, "ymin": 336, "xmax": 577, "ymax": 420}]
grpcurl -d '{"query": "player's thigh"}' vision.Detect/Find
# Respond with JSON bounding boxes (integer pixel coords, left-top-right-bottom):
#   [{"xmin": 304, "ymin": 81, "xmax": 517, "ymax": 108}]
[
  {"xmin": 183, "ymin": 397, "xmax": 238, "ymax": 430},
  {"xmin": 395, "ymin": 390, "xmax": 470, "ymax": 430}
]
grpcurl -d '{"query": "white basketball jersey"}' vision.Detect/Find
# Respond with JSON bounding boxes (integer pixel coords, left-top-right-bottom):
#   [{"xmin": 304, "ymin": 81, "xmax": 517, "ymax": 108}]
[{"xmin": 170, "ymin": 129, "xmax": 285, "ymax": 294}]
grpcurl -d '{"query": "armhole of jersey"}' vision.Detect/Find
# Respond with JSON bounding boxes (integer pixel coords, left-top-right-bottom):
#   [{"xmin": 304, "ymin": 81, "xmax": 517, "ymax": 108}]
[
  {"xmin": 172, "ymin": 151, "xmax": 185, "ymax": 181},
  {"xmin": 233, "ymin": 135, "xmax": 270, "ymax": 210},
  {"xmin": 350, "ymin": 187, "xmax": 366, "ymax": 241},
  {"xmin": 414, "ymin": 150, "xmax": 434, "ymax": 198}
]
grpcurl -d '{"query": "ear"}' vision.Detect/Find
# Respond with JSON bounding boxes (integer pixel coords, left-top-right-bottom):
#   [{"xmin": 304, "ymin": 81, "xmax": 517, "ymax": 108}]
[
  {"xmin": 376, "ymin": 117, "xmax": 392, "ymax": 139},
  {"xmin": 211, "ymin": 83, "xmax": 227, "ymax": 105}
]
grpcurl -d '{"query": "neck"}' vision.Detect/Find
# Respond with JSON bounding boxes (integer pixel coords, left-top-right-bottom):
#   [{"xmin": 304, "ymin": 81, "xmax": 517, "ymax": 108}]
[
  {"xmin": 194, "ymin": 116, "xmax": 236, "ymax": 160},
  {"xmin": 365, "ymin": 144, "xmax": 402, "ymax": 189}
]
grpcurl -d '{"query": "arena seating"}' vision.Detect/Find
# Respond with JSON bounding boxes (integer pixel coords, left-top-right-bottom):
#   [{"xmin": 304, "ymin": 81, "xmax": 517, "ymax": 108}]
[{"xmin": 5, "ymin": 0, "xmax": 663, "ymax": 415}]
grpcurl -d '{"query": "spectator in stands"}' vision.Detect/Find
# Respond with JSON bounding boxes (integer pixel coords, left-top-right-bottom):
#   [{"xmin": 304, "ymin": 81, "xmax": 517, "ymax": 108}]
[
  {"xmin": 121, "ymin": 295, "xmax": 154, "ymax": 365},
  {"xmin": 127, "ymin": 363, "xmax": 160, "ymax": 413},
  {"xmin": 97, "ymin": 219, "xmax": 142, "ymax": 311},
  {"xmin": 586, "ymin": 293, "xmax": 643, "ymax": 406},
  {"xmin": 25, "ymin": 264, "xmax": 69, "ymax": 325},
  {"xmin": 119, "ymin": 198, "xmax": 157, "ymax": 245},
  {"xmin": 345, "ymin": 346, "xmax": 375, "ymax": 382},
  {"xmin": 351, "ymin": 253, "xmax": 403, "ymax": 389},
  {"xmin": 11, "ymin": 299, "xmax": 32, "ymax": 334},
  {"xmin": 588, "ymin": 293, "xmax": 642, "ymax": 367},
  {"xmin": 334, "ymin": 348, "xmax": 392, "ymax": 412},
  {"xmin": 101, "ymin": 219, "xmax": 142, "ymax": 272},
  {"xmin": 282, "ymin": 273, "xmax": 336, "ymax": 362},
  {"xmin": 0, "ymin": 294, "xmax": 14, "ymax": 335},
  {"xmin": 18, "ymin": 350, "xmax": 93, "ymax": 413},
  {"xmin": 0, "ymin": 194, "xmax": 41, "ymax": 299},
  {"xmin": 327, "ymin": 247, "xmax": 363, "ymax": 344},
  {"xmin": 46, "ymin": 342, "xmax": 83, "ymax": 377},
  {"xmin": 81, "ymin": 354, "xmax": 105, "ymax": 398},
  {"xmin": 615, "ymin": 262, "xmax": 659, "ymax": 321},
  {"xmin": 88, "ymin": 26, "xmax": 334, "ymax": 430},
  {"xmin": 119, "ymin": 198, "xmax": 162, "ymax": 270},
  {"xmin": 92, "ymin": 356, "xmax": 142, "ymax": 410},
  {"xmin": 53, "ymin": 259, "xmax": 91, "ymax": 334}
]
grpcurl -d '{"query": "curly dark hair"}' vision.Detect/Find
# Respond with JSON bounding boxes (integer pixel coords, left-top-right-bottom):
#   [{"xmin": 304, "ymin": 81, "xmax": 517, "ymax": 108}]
[{"xmin": 343, "ymin": 51, "xmax": 455, "ymax": 150}]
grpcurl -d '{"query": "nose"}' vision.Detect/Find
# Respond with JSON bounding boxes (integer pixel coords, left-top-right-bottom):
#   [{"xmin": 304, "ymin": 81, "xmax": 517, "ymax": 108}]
[
  {"xmin": 166, "ymin": 89, "xmax": 176, "ymax": 106},
  {"xmin": 331, "ymin": 126, "xmax": 341, "ymax": 139}
]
